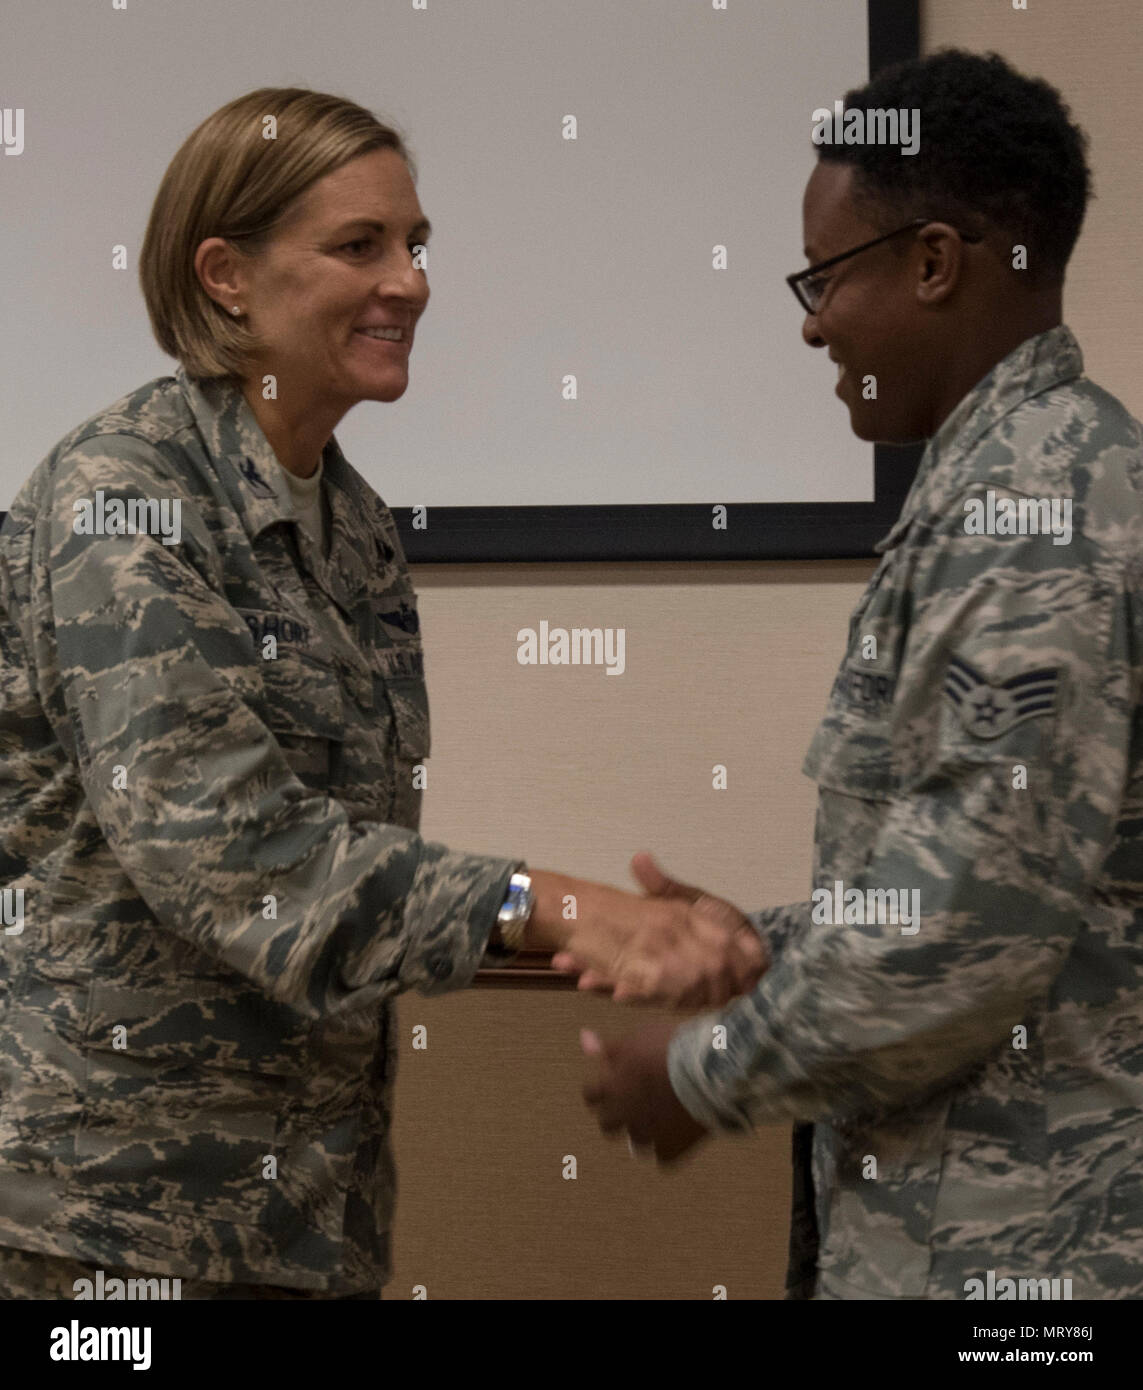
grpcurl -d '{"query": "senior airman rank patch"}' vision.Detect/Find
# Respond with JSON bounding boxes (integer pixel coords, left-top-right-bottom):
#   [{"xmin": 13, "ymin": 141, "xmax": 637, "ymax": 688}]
[{"xmin": 944, "ymin": 654, "xmax": 1060, "ymax": 738}]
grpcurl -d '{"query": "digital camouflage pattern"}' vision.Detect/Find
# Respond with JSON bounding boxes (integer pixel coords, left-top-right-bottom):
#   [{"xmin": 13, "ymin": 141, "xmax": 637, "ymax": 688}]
[
  {"xmin": 669, "ymin": 325, "xmax": 1143, "ymax": 1299},
  {"xmin": 0, "ymin": 364, "xmax": 519, "ymax": 1292}
]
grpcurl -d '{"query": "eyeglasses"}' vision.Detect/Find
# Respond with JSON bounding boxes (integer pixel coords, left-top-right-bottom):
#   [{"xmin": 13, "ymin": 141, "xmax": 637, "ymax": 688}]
[{"xmin": 786, "ymin": 218, "xmax": 984, "ymax": 315}]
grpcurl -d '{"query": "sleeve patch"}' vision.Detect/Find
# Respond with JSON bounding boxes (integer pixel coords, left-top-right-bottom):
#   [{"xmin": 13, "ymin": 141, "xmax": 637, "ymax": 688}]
[{"xmin": 943, "ymin": 654, "xmax": 1060, "ymax": 739}]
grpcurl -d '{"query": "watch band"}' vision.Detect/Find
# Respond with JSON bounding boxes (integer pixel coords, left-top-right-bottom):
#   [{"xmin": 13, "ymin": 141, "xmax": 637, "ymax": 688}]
[{"xmin": 495, "ymin": 867, "xmax": 534, "ymax": 951}]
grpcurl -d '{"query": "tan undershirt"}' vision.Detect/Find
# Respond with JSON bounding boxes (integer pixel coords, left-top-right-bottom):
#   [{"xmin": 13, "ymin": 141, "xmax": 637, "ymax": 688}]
[{"xmin": 273, "ymin": 456, "xmax": 329, "ymax": 557}]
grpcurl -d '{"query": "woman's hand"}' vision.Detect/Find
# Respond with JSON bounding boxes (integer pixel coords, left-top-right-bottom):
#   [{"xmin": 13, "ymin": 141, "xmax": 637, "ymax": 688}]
[{"xmin": 529, "ymin": 862, "xmax": 767, "ymax": 1010}]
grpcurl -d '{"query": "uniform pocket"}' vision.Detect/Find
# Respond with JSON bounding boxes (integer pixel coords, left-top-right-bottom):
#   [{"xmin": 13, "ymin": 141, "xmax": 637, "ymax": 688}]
[
  {"xmin": 256, "ymin": 638, "xmax": 346, "ymax": 792},
  {"xmin": 382, "ymin": 674, "xmax": 430, "ymax": 759},
  {"xmin": 69, "ymin": 977, "xmax": 300, "ymax": 1227},
  {"xmin": 367, "ymin": 582, "xmax": 431, "ymax": 761},
  {"xmin": 804, "ymin": 657, "xmax": 897, "ymax": 802},
  {"xmin": 816, "ymin": 1092, "xmax": 955, "ymax": 1297}
]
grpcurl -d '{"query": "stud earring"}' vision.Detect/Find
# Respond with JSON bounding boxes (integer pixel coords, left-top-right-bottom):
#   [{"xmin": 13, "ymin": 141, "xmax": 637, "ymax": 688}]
[{"xmin": 231, "ymin": 306, "xmax": 241, "ymax": 316}]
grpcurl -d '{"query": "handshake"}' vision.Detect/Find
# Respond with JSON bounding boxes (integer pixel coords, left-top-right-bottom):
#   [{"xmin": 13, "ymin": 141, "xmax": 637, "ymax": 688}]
[{"xmin": 521, "ymin": 851, "xmax": 767, "ymax": 1010}]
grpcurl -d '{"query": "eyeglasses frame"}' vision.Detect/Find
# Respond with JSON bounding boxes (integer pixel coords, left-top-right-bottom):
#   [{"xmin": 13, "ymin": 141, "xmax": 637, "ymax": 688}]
[{"xmin": 787, "ymin": 217, "xmax": 985, "ymax": 315}]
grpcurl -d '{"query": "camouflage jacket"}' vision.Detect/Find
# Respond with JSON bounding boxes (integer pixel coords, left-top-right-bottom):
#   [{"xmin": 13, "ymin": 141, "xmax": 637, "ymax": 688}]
[
  {"xmin": 0, "ymin": 365, "xmax": 518, "ymax": 1291},
  {"xmin": 669, "ymin": 325, "xmax": 1143, "ymax": 1299}
]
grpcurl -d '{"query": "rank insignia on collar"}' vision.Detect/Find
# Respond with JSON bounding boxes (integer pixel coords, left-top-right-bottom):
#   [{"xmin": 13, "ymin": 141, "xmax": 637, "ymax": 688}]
[
  {"xmin": 238, "ymin": 455, "xmax": 276, "ymax": 498},
  {"xmin": 944, "ymin": 654, "xmax": 1060, "ymax": 739}
]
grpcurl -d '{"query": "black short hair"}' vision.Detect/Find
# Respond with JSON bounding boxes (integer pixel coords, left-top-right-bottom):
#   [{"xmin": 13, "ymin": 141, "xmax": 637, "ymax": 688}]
[{"xmin": 818, "ymin": 49, "xmax": 1092, "ymax": 286}]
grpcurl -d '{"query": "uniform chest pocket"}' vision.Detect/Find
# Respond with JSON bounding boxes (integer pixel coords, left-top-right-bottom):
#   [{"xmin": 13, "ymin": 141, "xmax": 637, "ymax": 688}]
[
  {"xmin": 237, "ymin": 610, "xmax": 347, "ymax": 791},
  {"xmin": 804, "ymin": 554, "xmax": 904, "ymax": 802},
  {"xmin": 368, "ymin": 587, "xmax": 431, "ymax": 760},
  {"xmin": 377, "ymin": 670, "xmax": 430, "ymax": 760},
  {"xmin": 803, "ymin": 658, "xmax": 898, "ymax": 802}
]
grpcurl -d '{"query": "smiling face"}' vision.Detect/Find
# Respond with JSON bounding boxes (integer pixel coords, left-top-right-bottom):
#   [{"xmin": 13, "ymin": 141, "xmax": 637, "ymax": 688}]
[
  {"xmin": 800, "ymin": 161, "xmax": 939, "ymax": 443},
  {"xmin": 234, "ymin": 148, "xmax": 431, "ymax": 413}
]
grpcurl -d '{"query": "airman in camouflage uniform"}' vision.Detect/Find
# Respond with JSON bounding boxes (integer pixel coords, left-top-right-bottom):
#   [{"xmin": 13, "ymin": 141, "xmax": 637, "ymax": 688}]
[
  {"xmin": 667, "ymin": 323, "xmax": 1143, "ymax": 1298},
  {"xmin": 574, "ymin": 47, "xmax": 1142, "ymax": 1303},
  {"xmin": 0, "ymin": 86, "xmax": 768, "ymax": 1299},
  {"xmin": 0, "ymin": 364, "xmax": 526, "ymax": 1295}
]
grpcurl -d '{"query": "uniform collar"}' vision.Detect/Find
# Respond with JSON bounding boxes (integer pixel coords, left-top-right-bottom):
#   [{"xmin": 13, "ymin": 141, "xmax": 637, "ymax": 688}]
[
  {"xmin": 175, "ymin": 364, "xmax": 396, "ymax": 610},
  {"xmin": 874, "ymin": 324, "xmax": 1084, "ymax": 553}
]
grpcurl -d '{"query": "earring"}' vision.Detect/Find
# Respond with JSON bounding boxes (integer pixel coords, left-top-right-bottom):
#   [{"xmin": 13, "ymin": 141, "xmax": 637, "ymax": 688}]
[{"xmin": 231, "ymin": 306, "xmax": 241, "ymax": 316}]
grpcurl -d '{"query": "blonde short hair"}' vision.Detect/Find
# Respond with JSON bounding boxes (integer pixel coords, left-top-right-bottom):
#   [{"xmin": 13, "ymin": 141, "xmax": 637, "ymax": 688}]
[{"xmin": 139, "ymin": 88, "xmax": 415, "ymax": 381}]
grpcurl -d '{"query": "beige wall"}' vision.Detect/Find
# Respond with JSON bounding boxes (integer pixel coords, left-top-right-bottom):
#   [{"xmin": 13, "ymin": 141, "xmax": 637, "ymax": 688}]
[{"xmin": 390, "ymin": 0, "xmax": 1143, "ymax": 1299}]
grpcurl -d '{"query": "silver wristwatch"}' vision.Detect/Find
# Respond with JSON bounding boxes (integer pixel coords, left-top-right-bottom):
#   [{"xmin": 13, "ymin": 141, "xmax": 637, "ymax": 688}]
[{"xmin": 495, "ymin": 868, "xmax": 534, "ymax": 951}]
